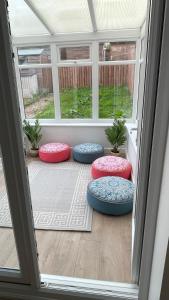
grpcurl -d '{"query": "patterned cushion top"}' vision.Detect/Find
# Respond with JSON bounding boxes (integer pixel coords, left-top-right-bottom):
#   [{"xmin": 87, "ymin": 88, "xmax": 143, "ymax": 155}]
[
  {"xmin": 88, "ymin": 176, "xmax": 134, "ymax": 204},
  {"xmin": 92, "ymin": 155, "xmax": 131, "ymax": 172},
  {"xmin": 40, "ymin": 143, "xmax": 69, "ymax": 153},
  {"xmin": 74, "ymin": 143, "xmax": 103, "ymax": 154}
]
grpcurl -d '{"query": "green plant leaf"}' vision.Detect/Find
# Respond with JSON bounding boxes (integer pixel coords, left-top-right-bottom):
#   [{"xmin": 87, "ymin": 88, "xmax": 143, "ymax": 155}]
[{"xmin": 23, "ymin": 119, "xmax": 42, "ymax": 150}]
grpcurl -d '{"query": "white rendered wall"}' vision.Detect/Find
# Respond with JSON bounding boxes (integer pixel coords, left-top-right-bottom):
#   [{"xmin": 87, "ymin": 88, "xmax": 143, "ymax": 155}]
[
  {"xmin": 37, "ymin": 124, "xmax": 136, "ymax": 150},
  {"xmin": 148, "ymin": 128, "xmax": 169, "ymax": 300},
  {"xmin": 39, "ymin": 125, "xmax": 112, "ymax": 148}
]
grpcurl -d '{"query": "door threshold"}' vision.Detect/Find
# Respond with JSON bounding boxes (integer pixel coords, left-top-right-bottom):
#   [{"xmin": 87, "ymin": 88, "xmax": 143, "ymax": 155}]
[{"xmin": 41, "ymin": 274, "xmax": 138, "ymax": 300}]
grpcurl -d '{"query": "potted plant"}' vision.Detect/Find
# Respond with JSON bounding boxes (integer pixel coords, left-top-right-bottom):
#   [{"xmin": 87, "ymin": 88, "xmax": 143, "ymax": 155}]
[
  {"xmin": 23, "ymin": 119, "xmax": 42, "ymax": 157},
  {"xmin": 105, "ymin": 111, "xmax": 126, "ymax": 157}
]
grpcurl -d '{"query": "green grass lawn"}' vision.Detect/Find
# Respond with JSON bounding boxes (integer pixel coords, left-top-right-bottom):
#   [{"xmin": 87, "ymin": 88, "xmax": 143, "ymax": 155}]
[
  {"xmin": 33, "ymin": 85, "xmax": 132, "ymax": 119},
  {"xmin": 99, "ymin": 85, "xmax": 132, "ymax": 118},
  {"xmin": 35, "ymin": 101, "xmax": 55, "ymax": 119}
]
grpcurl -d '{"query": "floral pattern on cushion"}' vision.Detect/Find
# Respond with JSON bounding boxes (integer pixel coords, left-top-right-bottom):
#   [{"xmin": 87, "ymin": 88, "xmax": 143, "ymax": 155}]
[
  {"xmin": 88, "ymin": 176, "xmax": 134, "ymax": 204},
  {"xmin": 73, "ymin": 143, "xmax": 104, "ymax": 154},
  {"xmin": 40, "ymin": 143, "xmax": 69, "ymax": 153},
  {"xmin": 93, "ymin": 155, "xmax": 130, "ymax": 172}
]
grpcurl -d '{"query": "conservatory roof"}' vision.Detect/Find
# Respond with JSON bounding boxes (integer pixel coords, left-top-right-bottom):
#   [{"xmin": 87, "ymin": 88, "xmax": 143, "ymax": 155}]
[{"xmin": 8, "ymin": 0, "xmax": 148, "ymax": 38}]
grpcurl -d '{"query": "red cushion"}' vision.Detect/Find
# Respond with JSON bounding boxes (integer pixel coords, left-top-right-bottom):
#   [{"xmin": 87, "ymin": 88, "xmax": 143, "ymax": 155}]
[
  {"xmin": 39, "ymin": 143, "xmax": 71, "ymax": 163},
  {"xmin": 91, "ymin": 155, "xmax": 132, "ymax": 179}
]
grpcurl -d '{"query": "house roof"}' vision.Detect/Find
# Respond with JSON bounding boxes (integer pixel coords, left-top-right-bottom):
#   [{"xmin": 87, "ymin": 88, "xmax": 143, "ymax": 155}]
[{"xmin": 8, "ymin": 0, "xmax": 148, "ymax": 38}]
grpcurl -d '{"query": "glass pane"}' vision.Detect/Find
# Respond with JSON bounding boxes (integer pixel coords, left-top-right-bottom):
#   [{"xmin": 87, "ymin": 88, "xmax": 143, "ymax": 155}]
[
  {"xmin": 20, "ymin": 68, "xmax": 55, "ymax": 119},
  {"xmin": 8, "ymin": 0, "xmax": 48, "ymax": 37},
  {"xmin": 99, "ymin": 42, "xmax": 136, "ymax": 61},
  {"xmin": 0, "ymin": 147, "xmax": 19, "ymax": 269},
  {"xmin": 99, "ymin": 65, "xmax": 135, "ymax": 118},
  {"xmin": 18, "ymin": 46, "xmax": 51, "ymax": 65},
  {"xmin": 29, "ymin": 0, "xmax": 92, "ymax": 33},
  {"xmin": 93, "ymin": 0, "xmax": 148, "ymax": 30},
  {"xmin": 60, "ymin": 46, "xmax": 90, "ymax": 61},
  {"xmin": 59, "ymin": 66, "xmax": 92, "ymax": 118}
]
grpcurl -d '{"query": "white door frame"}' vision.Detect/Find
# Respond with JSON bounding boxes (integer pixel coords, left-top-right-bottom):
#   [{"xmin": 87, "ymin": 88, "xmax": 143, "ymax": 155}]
[
  {"xmin": 0, "ymin": 0, "xmax": 168, "ymax": 299},
  {"xmin": 139, "ymin": 0, "xmax": 169, "ymax": 298},
  {"xmin": 132, "ymin": 0, "xmax": 166, "ymax": 282},
  {"xmin": 0, "ymin": 0, "xmax": 40, "ymax": 285}
]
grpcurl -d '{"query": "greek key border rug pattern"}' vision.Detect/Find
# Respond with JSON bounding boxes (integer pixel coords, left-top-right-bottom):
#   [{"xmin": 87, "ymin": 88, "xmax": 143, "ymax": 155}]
[{"xmin": 0, "ymin": 161, "xmax": 93, "ymax": 231}]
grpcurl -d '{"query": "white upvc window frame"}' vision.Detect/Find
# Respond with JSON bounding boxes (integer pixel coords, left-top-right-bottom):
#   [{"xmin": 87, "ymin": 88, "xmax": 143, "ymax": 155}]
[
  {"xmin": 14, "ymin": 39, "xmax": 139, "ymax": 124},
  {"xmin": 97, "ymin": 40, "xmax": 138, "ymax": 122},
  {"xmin": 55, "ymin": 42, "xmax": 93, "ymax": 121},
  {"xmin": 14, "ymin": 44, "xmax": 53, "ymax": 121}
]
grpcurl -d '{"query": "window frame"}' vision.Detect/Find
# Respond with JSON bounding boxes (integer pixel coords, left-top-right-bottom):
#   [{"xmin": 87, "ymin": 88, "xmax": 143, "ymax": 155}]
[
  {"xmin": 14, "ymin": 39, "xmax": 139, "ymax": 124},
  {"xmin": 14, "ymin": 45, "xmax": 54, "ymax": 121},
  {"xmin": 98, "ymin": 41, "xmax": 137, "ymax": 62}
]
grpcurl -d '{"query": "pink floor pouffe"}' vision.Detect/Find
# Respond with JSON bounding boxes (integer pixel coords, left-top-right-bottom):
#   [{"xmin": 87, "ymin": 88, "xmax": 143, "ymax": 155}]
[
  {"xmin": 39, "ymin": 143, "xmax": 71, "ymax": 163},
  {"xmin": 91, "ymin": 155, "xmax": 132, "ymax": 179}
]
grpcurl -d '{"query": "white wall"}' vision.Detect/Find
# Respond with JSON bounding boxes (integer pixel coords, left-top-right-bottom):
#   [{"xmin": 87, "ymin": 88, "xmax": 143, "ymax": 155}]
[
  {"xmin": 148, "ymin": 128, "xmax": 169, "ymax": 300},
  {"xmin": 38, "ymin": 123, "xmax": 136, "ymax": 149},
  {"xmin": 40, "ymin": 125, "xmax": 112, "ymax": 148}
]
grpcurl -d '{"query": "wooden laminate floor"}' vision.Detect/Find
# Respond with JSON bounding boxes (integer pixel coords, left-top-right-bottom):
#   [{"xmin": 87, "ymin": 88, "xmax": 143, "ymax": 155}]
[{"xmin": 0, "ymin": 158, "xmax": 132, "ymax": 283}]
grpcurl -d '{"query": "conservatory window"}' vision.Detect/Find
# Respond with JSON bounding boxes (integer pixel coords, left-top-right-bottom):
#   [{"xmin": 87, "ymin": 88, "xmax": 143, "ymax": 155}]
[
  {"xmin": 99, "ymin": 42, "xmax": 136, "ymax": 61},
  {"xmin": 98, "ymin": 42, "xmax": 136, "ymax": 119},
  {"xmin": 99, "ymin": 65, "xmax": 134, "ymax": 119},
  {"xmin": 20, "ymin": 68, "xmax": 54, "ymax": 119},
  {"xmin": 18, "ymin": 46, "xmax": 51, "ymax": 64},
  {"xmin": 17, "ymin": 46, "xmax": 55, "ymax": 120},
  {"xmin": 58, "ymin": 66, "xmax": 92, "ymax": 119},
  {"xmin": 59, "ymin": 46, "xmax": 90, "ymax": 61},
  {"xmin": 16, "ymin": 41, "xmax": 138, "ymax": 122}
]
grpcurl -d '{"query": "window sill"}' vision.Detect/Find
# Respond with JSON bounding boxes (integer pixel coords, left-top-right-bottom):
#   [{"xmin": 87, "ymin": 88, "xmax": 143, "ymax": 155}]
[{"xmin": 26, "ymin": 119, "xmax": 136, "ymax": 127}]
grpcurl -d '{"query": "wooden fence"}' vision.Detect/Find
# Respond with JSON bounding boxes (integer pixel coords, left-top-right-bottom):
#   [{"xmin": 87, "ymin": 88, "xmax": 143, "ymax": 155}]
[
  {"xmin": 57, "ymin": 65, "xmax": 134, "ymax": 93},
  {"xmin": 20, "ymin": 43, "xmax": 135, "ymax": 97},
  {"xmin": 58, "ymin": 66, "xmax": 92, "ymax": 89},
  {"xmin": 21, "ymin": 65, "xmax": 134, "ymax": 98}
]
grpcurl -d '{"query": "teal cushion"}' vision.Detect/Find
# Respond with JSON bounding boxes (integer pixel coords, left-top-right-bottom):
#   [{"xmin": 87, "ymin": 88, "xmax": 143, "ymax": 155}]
[
  {"xmin": 87, "ymin": 176, "xmax": 134, "ymax": 215},
  {"xmin": 73, "ymin": 143, "xmax": 104, "ymax": 164}
]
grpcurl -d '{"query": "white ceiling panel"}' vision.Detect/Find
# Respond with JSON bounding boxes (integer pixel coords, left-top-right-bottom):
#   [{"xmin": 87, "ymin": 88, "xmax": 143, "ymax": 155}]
[
  {"xmin": 8, "ymin": 0, "xmax": 148, "ymax": 37},
  {"xmin": 93, "ymin": 0, "xmax": 147, "ymax": 31},
  {"xmin": 28, "ymin": 0, "xmax": 93, "ymax": 34},
  {"xmin": 8, "ymin": 0, "xmax": 49, "ymax": 36}
]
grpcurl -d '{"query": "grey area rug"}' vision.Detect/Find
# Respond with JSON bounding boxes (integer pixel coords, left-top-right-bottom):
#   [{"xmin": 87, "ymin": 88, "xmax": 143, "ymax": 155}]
[{"xmin": 0, "ymin": 161, "xmax": 93, "ymax": 231}]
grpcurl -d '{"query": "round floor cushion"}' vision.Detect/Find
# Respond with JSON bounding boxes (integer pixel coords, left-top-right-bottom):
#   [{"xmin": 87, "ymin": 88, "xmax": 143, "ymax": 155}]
[
  {"xmin": 87, "ymin": 176, "xmax": 134, "ymax": 215},
  {"xmin": 91, "ymin": 155, "xmax": 132, "ymax": 179},
  {"xmin": 73, "ymin": 143, "xmax": 104, "ymax": 164},
  {"xmin": 39, "ymin": 143, "xmax": 71, "ymax": 163}
]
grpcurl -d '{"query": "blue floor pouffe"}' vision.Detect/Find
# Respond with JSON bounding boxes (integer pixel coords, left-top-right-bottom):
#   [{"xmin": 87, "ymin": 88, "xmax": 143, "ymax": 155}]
[
  {"xmin": 73, "ymin": 143, "xmax": 104, "ymax": 164},
  {"xmin": 87, "ymin": 176, "xmax": 134, "ymax": 215}
]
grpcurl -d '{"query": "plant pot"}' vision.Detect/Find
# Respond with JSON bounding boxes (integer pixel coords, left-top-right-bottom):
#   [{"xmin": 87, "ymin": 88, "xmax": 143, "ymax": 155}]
[
  {"xmin": 110, "ymin": 150, "xmax": 126, "ymax": 158},
  {"xmin": 110, "ymin": 150, "xmax": 121, "ymax": 157},
  {"xmin": 29, "ymin": 148, "xmax": 39, "ymax": 157}
]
